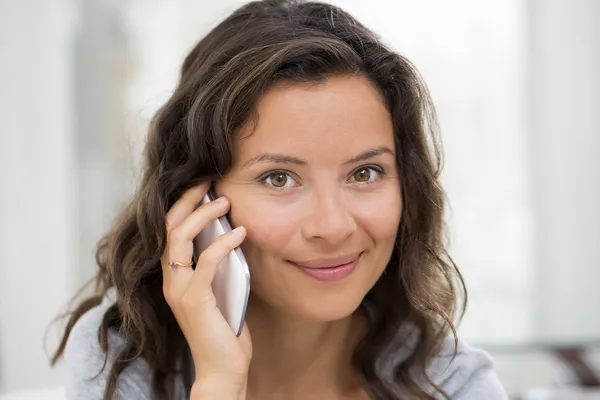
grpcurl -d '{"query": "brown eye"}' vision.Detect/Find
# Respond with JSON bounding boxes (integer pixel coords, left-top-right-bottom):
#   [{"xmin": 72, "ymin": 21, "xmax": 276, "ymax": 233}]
[
  {"xmin": 265, "ymin": 172, "xmax": 294, "ymax": 188},
  {"xmin": 270, "ymin": 173, "xmax": 287, "ymax": 187},
  {"xmin": 353, "ymin": 168, "xmax": 371, "ymax": 182}
]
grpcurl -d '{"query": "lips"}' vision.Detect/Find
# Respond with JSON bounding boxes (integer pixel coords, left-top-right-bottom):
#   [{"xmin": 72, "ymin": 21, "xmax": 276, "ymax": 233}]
[{"xmin": 289, "ymin": 253, "xmax": 362, "ymax": 282}]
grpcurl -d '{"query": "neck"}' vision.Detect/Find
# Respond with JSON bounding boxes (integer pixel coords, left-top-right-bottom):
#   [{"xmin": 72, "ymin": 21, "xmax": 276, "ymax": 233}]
[{"xmin": 244, "ymin": 295, "xmax": 368, "ymax": 399}]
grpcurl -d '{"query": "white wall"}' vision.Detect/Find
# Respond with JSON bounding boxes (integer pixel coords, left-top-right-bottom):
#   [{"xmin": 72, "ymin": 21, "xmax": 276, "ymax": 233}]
[
  {"xmin": 0, "ymin": 0, "xmax": 77, "ymax": 392},
  {"xmin": 528, "ymin": 0, "xmax": 600, "ymax": 340}
]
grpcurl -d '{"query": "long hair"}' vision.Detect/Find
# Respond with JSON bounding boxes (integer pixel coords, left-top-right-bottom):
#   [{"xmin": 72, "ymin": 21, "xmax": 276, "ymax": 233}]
[{"xmin": 51, "ymin": 1, "xmax": 466, "ymax": 398}]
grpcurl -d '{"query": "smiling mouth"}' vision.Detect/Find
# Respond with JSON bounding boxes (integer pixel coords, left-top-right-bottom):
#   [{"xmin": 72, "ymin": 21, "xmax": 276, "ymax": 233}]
[{"xmin": 288, "ymin": 252, "xmax": 363, "ymax": 282}]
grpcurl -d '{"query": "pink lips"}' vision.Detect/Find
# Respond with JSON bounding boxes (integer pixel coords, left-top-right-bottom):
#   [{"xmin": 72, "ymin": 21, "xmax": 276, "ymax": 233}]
[{"xmin": 290, "ymin": 253, "xmax": 361, "ymax": 282}]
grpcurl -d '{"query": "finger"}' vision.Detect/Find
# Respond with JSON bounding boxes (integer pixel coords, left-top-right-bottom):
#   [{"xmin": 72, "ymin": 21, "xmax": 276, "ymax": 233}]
[
  {"xmin": 165, "ymin": 182, "xmax": 210, "ymax": 233},
  {"xmin": 187, "ymin": 226, "xmax": 247, "ymax": 300},
  {"xmin": 162, "ymin": 183, "xmax": 209, "ymax": 296},
  {"xmin": 163, "ymin": 197, "xmax": 231, "ymax": 293},
  {"xmin": 171, "ymin": 195, "xmax": 230, "ymax": 243}
]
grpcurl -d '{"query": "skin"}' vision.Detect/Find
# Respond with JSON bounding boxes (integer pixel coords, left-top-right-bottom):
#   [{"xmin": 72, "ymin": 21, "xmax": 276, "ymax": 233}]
[{"xmin": 163, "ymin": 75, "xmax": 402, "ymax": 400}]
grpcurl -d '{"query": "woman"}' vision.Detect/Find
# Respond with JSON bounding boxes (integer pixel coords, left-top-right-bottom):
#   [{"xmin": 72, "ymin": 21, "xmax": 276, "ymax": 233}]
[{"xmin": 52, "ymin": 0, "xmax": 507, "ymax": 399}]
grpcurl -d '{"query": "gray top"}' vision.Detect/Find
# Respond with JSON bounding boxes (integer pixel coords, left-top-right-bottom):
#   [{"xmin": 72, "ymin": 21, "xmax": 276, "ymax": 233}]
[{"xmin": 64, "ymin": 289, "xmax": 507, "ymax": 399}]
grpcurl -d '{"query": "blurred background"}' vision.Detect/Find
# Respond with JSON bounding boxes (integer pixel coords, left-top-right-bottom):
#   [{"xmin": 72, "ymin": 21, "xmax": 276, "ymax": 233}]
[{"xmin": 0, "ymin": 0, "xmax": 598, "ymax": 399}]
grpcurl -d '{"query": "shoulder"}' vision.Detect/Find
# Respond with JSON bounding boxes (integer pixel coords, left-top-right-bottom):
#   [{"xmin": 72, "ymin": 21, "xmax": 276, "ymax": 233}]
[
  {"xmin": 426, "ymin": 335, "xmax": 507, "ymax": 400},
  {"xmin": 369, "ymin": 317, "xmax": 507, "ymax": 399},
  {"xmin": 63, "ymin": 288, "xmax": 153, "ymax": 400}
]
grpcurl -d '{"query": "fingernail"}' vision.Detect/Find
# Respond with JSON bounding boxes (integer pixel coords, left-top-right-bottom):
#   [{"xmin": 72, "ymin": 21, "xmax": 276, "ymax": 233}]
[
  {"xmin": 215, "ymin": 196, "xmax": 228, "ymax": 203},
  {"xmin": 232, "ymin": 226, "xmax": 245, "ymax": 235}
]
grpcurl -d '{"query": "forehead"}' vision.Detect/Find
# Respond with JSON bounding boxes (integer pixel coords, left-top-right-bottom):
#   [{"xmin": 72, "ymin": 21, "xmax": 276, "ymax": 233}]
[{"xmin": 233, "ymin": 75, "xmax": 394, "ymax": 163}]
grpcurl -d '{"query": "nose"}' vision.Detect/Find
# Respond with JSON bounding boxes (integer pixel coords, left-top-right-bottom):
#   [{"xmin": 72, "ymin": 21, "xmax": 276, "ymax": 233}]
[{"xmin": 301, "ymin": 190, "xmax": 356, "ymax": 246}]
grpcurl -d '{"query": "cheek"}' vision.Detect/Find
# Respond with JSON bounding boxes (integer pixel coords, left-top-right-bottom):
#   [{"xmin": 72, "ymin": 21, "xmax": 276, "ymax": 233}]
[
  {"xmin": 228, "ymin": 200, "xmax": 300, "ymax": 257},
  {"xmin": 354, "ymin": 187, "xmax": 403, "ymax": 240}
]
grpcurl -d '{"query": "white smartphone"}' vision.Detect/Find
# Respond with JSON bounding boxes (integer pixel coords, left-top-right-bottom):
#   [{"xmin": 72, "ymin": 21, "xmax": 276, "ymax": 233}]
[{"xmin": 192, "ymin": 191, "xmax": 250, "ymax": 337}]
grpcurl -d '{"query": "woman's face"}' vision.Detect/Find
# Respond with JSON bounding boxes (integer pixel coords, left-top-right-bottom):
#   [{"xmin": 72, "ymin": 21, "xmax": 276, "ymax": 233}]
[{"xmin": 215, "ymin": 75, "xmax": 402, "ymax": 321}]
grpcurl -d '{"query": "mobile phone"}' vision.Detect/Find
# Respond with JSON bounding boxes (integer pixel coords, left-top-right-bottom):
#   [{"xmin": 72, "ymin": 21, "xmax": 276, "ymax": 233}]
[{"xmin": 192, "ymin": 190, "xmax": 250, "ymax": 337}]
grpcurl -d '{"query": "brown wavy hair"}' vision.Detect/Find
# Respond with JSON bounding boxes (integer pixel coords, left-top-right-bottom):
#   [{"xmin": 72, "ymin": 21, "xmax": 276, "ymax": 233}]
[{"xmin": 51, "ymin": 0, "xmax": 466, "ymax": 398}]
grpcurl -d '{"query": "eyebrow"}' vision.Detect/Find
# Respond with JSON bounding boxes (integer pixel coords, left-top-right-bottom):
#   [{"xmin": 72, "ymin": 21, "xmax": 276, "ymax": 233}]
[
  {"xmin": 342, "ymin": 146, "xmax": 395, "ymax": 165},
  {"xmin": 241, "ymin": 153, "xmax": 308, "ymax": 169},
  {"xmin": 241, "ymin": 145, "xmax": 394, "ymax": 169}
]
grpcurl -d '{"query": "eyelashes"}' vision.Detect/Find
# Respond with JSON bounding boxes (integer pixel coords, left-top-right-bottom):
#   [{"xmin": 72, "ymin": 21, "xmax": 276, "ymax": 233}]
[
  {"xmin": 258, "ymin": 165, "xmax": 386, "ymax": 191},
  {"xmin": 262, "ymin": 171, "xmax": 296, "ymax": 189},
  {"xmin": 350, "ymin": 166, "xmax": 383, "ymax": 184}
]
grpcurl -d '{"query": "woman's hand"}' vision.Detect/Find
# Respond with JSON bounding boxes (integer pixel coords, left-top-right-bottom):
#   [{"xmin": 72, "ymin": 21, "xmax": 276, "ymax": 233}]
[{"xmin": 161, "ymin": 183, "xmax": 252, "ymax": 398}]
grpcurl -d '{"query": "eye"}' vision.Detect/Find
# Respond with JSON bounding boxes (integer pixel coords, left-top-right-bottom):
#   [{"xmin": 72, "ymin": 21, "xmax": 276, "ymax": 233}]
[
  {"xmin": 263, "ymin": 171, "xmax": 297, "ymax": 189},
  {"xmin": 350, "ymin": 167, "xmax": 383, "ymax": 184}
]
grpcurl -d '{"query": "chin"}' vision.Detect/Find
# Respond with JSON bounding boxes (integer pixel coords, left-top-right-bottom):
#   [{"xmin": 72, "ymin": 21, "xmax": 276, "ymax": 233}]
[{"xmin": 292, "ymin": 291, "xmax": 367, "ymax": 322}]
